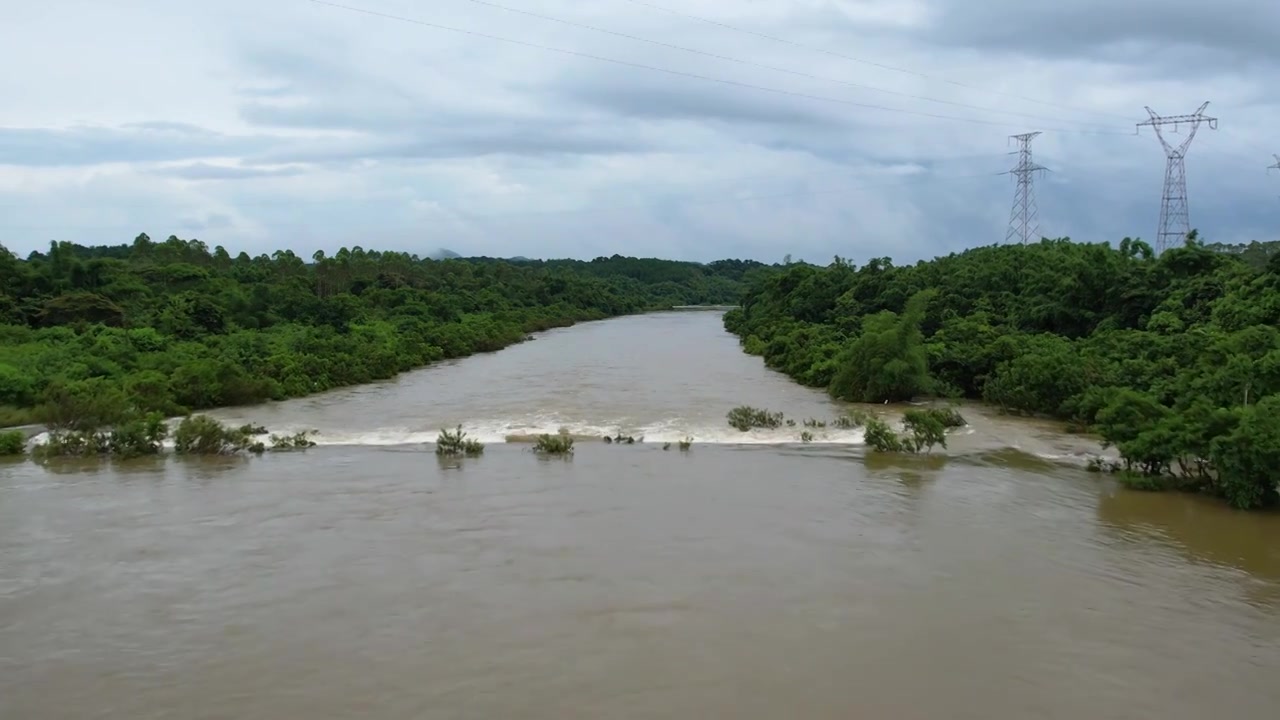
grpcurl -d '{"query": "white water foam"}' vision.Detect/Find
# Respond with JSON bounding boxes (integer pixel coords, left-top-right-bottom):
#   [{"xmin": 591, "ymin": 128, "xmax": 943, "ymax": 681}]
[
  {"xmin": 19, "ymin": 419, "xmax": 867, "ymax": 450},
  {"xmin": 294, "ymin": 417, "xmax": 869, "ymax": 447}
]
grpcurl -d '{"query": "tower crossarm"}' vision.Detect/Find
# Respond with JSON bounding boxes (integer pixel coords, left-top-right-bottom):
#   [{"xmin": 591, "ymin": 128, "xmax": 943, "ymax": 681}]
[{"xmin": 1137, "ymin": 102, "xmax": 1218, "ymax": 157}]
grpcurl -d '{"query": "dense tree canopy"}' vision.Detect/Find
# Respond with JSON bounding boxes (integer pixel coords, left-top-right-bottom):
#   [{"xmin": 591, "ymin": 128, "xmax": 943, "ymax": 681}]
[
  {"xmin": 724, "ymin": 234, "xmax": 1280, "ymax": 509},
  {"xmin": 0, "ymin": 234, "xmax": 763, "ymax": 429}
]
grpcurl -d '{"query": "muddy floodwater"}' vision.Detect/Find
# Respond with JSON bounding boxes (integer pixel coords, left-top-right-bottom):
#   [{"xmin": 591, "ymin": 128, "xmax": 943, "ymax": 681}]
[{"xmin": 2, "ymin": 311, "xmax": 1279, "ymax": 719}]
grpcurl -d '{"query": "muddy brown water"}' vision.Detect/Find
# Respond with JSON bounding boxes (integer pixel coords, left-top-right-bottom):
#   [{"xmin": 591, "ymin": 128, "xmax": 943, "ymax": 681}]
[{"xmin": 2, "ymin": 311, "xmax": 1278, "ymax": 719}]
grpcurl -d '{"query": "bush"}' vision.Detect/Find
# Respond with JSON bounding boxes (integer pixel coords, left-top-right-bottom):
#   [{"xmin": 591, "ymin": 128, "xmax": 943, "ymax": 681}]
[
  {"xmin": 108, "ymin": 412, "xmax": 168, "ymax": 458},
  {"xmin": 534, "ymin": 433, "xmax": 574, "ymax": 455},
  {"xmin": 0, "ymin": 429, "xmax": 25, "ymax": 456},
  {"xmin": 1117, "ymin": 472, "xmax": 1184, "ymax": 493},
  {"xmin": 173, "ymin": 415, "xmax": 255, "ymax": 455},
  {"xmin": 863, "ymin": 418, "xmax": 905, "ymax": 453},
  {"xmin": 436, "ymin": 425, "xmax": 484, "ymax": 457},
  {"xmin": 931, "ymin": 406, "xmax": 967, "ymax": 428},
  {"xmin": 862, "ymin": 408, "xmax": 959, "ymax": 455},
  {"xmin": 32, "ymin": 430, "xmax": 109, "ymax": 458},
  {"xmin": 832, "ymin": 408, "xmax": 870, "ymax": 429},
  {"xmin": 270, "ymin": 430, "xmax": 318, "ymax": 451},
  {"xmin": 678, "ymin": 436, "xmax": 693, "ymax": 451},
  {"xmin": 901, "ymin": 409, "xmax": 949, "ymax": 453},
  {"xmin": 727, "ymin": 405, "xmax": 785, "ymax": 431}
]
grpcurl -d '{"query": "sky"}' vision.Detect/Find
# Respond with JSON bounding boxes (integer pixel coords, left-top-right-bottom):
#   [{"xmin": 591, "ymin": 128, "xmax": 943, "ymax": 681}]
[{"xmin": 1, "ymin": 0, "xmax": 1276, "ymax": 263}]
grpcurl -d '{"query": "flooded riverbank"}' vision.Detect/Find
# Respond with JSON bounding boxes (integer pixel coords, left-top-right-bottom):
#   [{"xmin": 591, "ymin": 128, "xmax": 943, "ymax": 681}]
[{"xmin": 2, "ymin": 311, "xmax": 1277, "ymax": 719}]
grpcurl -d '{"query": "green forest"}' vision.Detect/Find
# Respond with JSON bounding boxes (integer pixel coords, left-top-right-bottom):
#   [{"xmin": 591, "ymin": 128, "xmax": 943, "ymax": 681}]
[
  {"xmin": 4, "ymin": 229, "xmax": 1278, "ymax": 510},
  {"xmin": 724, "ymin": 235, "xmax": 1280, "ymax": 509},
  {"xmin": 0, "ymin": 233, "xmax": 763, "ymax": 431}
]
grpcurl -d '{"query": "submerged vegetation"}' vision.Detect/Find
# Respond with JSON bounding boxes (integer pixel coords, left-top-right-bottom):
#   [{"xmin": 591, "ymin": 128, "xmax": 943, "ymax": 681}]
[
  {"xmin": 534, "ymin": 433, "xmax": 575, "ymax": 456},
  {"xmin": 725, "ymin": 235, "xmax": 1280, "ymax": 508},
  {"xmin": 435, "ymin": 425, "xmax": 485, "ymax": 457},
  {"xmin": 172, "ymin": 415, "xmax": 264, "ymax": 455},
  {"xmin": 726, "ymin": 406, "xmax": 785, "ymax": 431},
  {"xmin": 0, "ymin": 237, "xmax": 761, "ymax": 429},
  {"xmin": 270, "ymin": 430, "xmax": 319, "ymax": 451},
  {"xmin": 24, "ymin": 412, "xmax": 311, "ymax": 459}
]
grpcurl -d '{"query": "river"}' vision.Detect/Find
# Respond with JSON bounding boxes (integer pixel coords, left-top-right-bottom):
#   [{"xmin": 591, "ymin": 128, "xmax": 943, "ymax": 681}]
[{"xmin": 2, "ymin": 311, "xmax": 1278, "ymax": 719}]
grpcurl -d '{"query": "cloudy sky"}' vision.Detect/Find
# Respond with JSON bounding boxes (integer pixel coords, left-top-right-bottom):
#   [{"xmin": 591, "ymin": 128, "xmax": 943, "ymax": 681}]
[{"xmin": 1, "ymin": 0, "xmax": 1276, "ymax": 263}]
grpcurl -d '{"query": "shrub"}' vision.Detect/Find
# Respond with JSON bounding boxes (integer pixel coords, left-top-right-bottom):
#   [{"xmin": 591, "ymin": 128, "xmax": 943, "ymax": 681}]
[
  {"xmin": 832, "ymin": 408, "xmax": 871, "ymax": 429},
  {"xmin": 270, "ymin": 430, "xmax": 318, "ymax": 451},
  {"xmin": 108, "ymin": 412, "xmax": 168, "ymax": 458},
  {"xmin": 902, "ymin": 409, "xmax": 949, "ymax": 454},
  {"xmin": 862, "ymin": 408, "xmax": 958, "ymax": 454},
  {"xmin": 727, "ymin": 406, "xmax": 785, "ymax": 431},
  {"xmin": 932, "ymin": 407, "xmax": 967, "ymax": 428},
  {"xmin": 436, "ymin": 425, "xmax": 484, "ymax": 457},
  {"xmin": 863, "ymin": 418, "xmax": 905, "ymax": 453},
  {"xmin": 678, "ymin": 436, "xmax": 693, "ymax": 451},
  {"xmin": 173, "ymin": 415, "xmax": 254, "ymax": 455},
  {"xmin": 0, "ymin": 430, "xmax": 25, "ymax": 456},
  {"xmin": 534, "ymin": 433, "xmax": 574, "ymax": 455},
  {"xmin": 1117, "ymin": 472, "xmax": 1183, "ymax": 493}
]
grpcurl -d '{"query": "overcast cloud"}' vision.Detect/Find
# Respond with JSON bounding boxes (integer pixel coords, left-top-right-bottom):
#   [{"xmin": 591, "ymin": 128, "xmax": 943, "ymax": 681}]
[{"xmin": 0, "ymin": 0, "xmax": 1275, "ymax": 262}]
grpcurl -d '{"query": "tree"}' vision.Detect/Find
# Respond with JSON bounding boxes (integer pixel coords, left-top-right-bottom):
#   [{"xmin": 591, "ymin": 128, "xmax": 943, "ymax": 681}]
[{"xmin": 829, "ymin": 289, "xmax": 935, "ymax": 402}]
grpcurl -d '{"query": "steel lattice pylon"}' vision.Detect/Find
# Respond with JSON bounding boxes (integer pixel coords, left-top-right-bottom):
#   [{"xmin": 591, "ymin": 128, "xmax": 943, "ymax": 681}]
[
  {"xmin": 1136, "ymin": 102, "xmax": 1218, "ymax": 254},
  {"xmin": 1004, "ymin": 131, "xmax": 1049, "ymax": 244}
]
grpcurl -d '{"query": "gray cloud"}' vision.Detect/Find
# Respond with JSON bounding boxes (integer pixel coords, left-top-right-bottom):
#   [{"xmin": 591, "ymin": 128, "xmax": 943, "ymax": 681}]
[
  {"xmin": 0, "ymin": 0, "xmax": 1275, "ymax": 261},
  {"xmin": 232, "ymin": 42, "xmax": 657, "ymax": 162},
  {"xmin": 0, "ymin": 124, "xmax": 273, "ymax": 167},
  {"xmin": 910, "ymin": 0, "xmax": 1280, "ymax": 65},
  {"xmin": 552, "ymin": 68, "xmax": 851, "ymax": 129},
  {"xmin": 152, "ymin": 163, "xmax": 310, "ymax": 180},
  {"xmin": 242, "ymin": 119, "xmax": 655, "ymax": 164}
]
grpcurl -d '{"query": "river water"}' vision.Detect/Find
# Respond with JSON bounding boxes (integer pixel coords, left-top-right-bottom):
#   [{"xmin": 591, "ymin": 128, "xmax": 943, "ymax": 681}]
[{"xmin": 2, "ymin": 311, "xmax": 1278, "ymax": 719}]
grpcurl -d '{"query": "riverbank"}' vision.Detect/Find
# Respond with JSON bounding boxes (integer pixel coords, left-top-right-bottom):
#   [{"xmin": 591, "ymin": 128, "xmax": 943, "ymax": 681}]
[
  {"xmin": 0, "ymin": 304, "xmax": 716, "ymax": 435},
  {"xmin": 1, "ymin": 245, "xmax": 757, "ymax": 432},
  {"xmin": 7, "ymin": 313, "xmax": 1115, "ymax": 472}
]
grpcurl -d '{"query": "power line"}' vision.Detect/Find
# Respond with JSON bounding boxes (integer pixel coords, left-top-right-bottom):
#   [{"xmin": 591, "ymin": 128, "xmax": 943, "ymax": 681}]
[
  {"xmin": 305, "ymin": 1, "xmax": 1133, "ymax": 136},
  {"xmin": 1137, "ymin": 102, "xmax": 1218, "ymax": 254},
  {"xmin": 0, "ymin": 166, "xmax": 1008, "ymax": 230},
  {"xmin": 0, "ymin": 150, "xmax": 1015, "ymax": 210},
  {"xmin": 445, "ymin": 0, "xmax": 1124, "ymax": 131},
  {"xmin": 615, "ymin": 0, "xmax": 1136, "ymax": 123}
]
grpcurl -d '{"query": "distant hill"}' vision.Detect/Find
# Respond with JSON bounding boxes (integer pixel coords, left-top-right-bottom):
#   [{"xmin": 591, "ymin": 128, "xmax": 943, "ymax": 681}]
[{"xmin": 428, "ymin": 248, "xmax": 461, "ymax": 260}]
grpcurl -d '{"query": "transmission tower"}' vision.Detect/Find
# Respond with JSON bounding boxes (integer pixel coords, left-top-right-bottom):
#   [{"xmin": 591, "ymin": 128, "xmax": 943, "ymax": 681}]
[
  {"xmin": 1270, "ymin": 154, "xmax": 1280, "ymax": 199},
  {"xmin": 1136, "ymin": 102, "xmax": 1218, "ymax": 253},
  {"xmin": 1003, "ymin": 131, "xmax": 1049, "ymax": 244}
]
